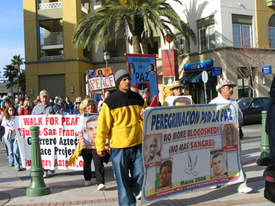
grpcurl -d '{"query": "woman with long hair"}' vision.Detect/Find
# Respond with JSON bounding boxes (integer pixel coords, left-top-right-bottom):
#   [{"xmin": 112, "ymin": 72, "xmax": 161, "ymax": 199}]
[
  {"xmin": 2, "ymin": 105, "xmax": 20, "ymax": 170},
  {"xmin": 76, "ymin": 97, "xmax": 108, "ymax": 190},
  {"xmin": 19, "ymin": 100, "xmax": 33, "ymax": 115}
]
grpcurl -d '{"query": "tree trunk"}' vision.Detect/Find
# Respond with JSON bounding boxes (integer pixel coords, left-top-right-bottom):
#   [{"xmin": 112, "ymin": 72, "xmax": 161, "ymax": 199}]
[{"xmin": 133, "ymin": 35, "xmax": 142, "ymax": 54}]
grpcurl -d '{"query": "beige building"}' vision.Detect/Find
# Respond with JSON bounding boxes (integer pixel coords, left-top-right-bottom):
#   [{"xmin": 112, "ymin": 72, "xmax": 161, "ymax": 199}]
[
  {"xmin": 23, "ymin": 0, "xmax": 275, "ymax": 104},
  {"xmin": 23, "ymin": 0, "xmax": 165, "ymax": 101}
]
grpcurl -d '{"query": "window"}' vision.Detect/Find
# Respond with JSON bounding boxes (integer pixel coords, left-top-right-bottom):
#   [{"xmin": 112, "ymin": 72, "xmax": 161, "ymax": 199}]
[
  {"xmin": 197, "ymin": 16, "xmax": 215, "ymax": 51},
  {"xmin": 232, "ymin": 14, "xmax": 253, "ymax": 47},
  {"xmin": 233, "ymin": 24, "xmax": 252, "ymax": 47},
  {"xmin": 176, "ymin": 35, "xmax": 190, "ymax": 54},
  {"xmin": 268, "ymin": 14, "xmax": 275, "ymax": 48}
]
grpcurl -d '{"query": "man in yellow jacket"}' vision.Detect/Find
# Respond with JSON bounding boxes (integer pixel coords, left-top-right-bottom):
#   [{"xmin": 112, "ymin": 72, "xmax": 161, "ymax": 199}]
[{"xmin": 96, "ymin": 69, "xmax": 146, "ymax": 206}]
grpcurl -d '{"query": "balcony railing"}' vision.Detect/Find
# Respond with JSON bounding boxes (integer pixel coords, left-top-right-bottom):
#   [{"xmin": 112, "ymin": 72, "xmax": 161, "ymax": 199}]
[
  {"xmin": 40, "ymin": 55, "xmax": 64, "ymax": 60},
  {"xmin": 39, "ymin": 2, "xmax": 62, "ymax": 10},
  {"xmin": 41, "ymin": 32, "xmax": 63, "ymax": 46}
]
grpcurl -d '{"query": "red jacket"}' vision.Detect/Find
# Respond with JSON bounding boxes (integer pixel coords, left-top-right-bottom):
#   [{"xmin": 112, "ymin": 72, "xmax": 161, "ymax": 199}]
[{"xmin": 19, "ymin": 108, "xmax": 32, "ymax": 115}]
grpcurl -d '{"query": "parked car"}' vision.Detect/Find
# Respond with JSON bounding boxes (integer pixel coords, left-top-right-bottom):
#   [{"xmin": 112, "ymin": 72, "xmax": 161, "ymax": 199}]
[{"xmin": 237, "ymin": 97, "xmax": 270, "ymax": 124}]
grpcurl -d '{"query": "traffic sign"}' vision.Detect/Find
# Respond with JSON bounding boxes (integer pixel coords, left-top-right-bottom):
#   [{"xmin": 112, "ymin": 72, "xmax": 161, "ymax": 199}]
[{"xmin": 202, "ymin": 71, "xmax": 208, "ymax": 83}]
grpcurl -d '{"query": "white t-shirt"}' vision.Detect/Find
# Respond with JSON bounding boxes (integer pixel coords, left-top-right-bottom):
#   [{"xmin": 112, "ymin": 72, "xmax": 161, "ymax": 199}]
[{"xmin": 209, "ymin": 96, "xmax": 243, "ymax": 124}]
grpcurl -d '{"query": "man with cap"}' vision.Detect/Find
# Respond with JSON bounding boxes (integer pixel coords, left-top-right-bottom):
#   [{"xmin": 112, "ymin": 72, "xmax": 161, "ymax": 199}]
[
  {"xmin": 95, "ymin": 69, "xmax": 146, "ymax": 206},
  {"xmin": 32, "ymin": 90, "xmax": 56, "ymax": 177},
  {"xmin": 69, "ymin": 97, "xmax": 82, "ymax": 115},
  {"xmin": 209, "ymin": 79, "xmax": 252, "ymax": 193},
  {"xmin": 32, "ymin": 90, "xmax": 55, "ymax": 115}
]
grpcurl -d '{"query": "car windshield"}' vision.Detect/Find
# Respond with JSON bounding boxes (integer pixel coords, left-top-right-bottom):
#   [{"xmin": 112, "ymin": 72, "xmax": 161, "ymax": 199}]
[{"xmin": 238, "ymin": 99, "xmax": 252, "ymax": 108}]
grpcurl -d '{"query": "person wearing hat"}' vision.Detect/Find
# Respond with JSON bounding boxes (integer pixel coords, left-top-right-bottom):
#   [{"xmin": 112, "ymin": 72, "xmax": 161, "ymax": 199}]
[
  {"xmin": 95, "ymin": 69, "xmax": 147, "ymax": 206},
  {"xmin": 32, "ymin": 89, "xmax": 56, "ymax": 177},
  {"xmin": 32, "ymin": 90, "xmax": 55, "ymax": 115},
  {"xmin": 170, "ymin": 80, "xmax": 185, "ymax": 96},
  {"xmin": 209, "ymin": 79, "xmax": 252, "ymax": 194},
  {"xmin": 163, "ymin": 80, "xmax": 186, "ymax": 106},
  {"xmin": 69, "ymin": 97, "xmax": 83, "ymax": 115}
]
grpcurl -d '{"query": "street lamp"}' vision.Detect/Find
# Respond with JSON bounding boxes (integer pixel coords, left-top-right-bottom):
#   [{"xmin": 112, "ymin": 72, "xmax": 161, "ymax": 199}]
[{"xmin": 103, "ymin": 51, "xmax": 111, "ymax": 67}]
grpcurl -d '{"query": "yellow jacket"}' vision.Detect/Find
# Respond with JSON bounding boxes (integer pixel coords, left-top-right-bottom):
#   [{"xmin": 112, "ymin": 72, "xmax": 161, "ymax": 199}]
[{"xmin": 95, "ymin": 89, "xmax": 146, "ymax": 151}]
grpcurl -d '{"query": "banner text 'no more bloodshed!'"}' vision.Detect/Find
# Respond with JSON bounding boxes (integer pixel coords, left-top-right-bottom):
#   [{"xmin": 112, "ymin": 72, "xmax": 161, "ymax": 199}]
[{"xmin": 141, "ymin": 103, "xmax": 244, "ymax": 203}]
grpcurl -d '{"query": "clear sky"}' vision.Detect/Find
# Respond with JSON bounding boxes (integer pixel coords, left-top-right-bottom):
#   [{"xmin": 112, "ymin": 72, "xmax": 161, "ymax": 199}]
[{"xmin": 0, "ymin": 1, "xmax": 25, "ymax": 76}]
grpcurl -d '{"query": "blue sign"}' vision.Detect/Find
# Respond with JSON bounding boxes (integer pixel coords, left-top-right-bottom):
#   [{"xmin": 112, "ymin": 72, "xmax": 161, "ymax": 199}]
[
  {"xmin": 184, "ymin": 60, "xmax": 213, "ymax": 71},
  {"xmin": 212, "ymin": 67, "xmax": 222, "ymax": 76},
  {"xmin": 126, "ymin": 53, "xmax": 158, "ymax": 99},
  {"xmin": 262, "ymin": 66, "xmax": 272, "ymax": 75}
]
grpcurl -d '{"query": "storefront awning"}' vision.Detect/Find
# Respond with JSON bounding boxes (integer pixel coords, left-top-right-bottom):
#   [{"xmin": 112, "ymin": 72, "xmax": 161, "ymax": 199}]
[{"xmin": 180, "ymin": 71, "xmax": 215, "ymax": 84}]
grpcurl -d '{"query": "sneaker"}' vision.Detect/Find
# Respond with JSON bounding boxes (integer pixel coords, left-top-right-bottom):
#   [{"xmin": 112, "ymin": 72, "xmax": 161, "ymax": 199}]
[
  {"xmin": 9, "ymin": 163, "xmax": 14, "ymax": 167},
  {"xmin": 43, "ymin": 170, "xmax": 48, "ymax": 178},
  {"xmin": 97, "ymin": 183, "xmax": 106, "ymax": 191},
  {"xmin": 238, "ymin": 187, "xmax": 253, "ymax": 193},
  {"xmin": 84, "ymin": 180, "xmax": 92, "ymax": 186},
  {"xmin": 16, "ymin": 168, "xmax": 20, "ymax": 171},
  {"xmin": 136, "ymin": 191, "xmax": 142, "ymax": 200}
]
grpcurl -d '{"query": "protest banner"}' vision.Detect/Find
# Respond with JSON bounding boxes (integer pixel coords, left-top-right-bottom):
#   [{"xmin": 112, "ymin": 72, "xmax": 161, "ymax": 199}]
[
  {"xmin": 87, "ymin": 68, "xmax": 115, "ymax": 91},
  {"xmin": 141, "ymin": 103, "xmax": 244, "ymax": 204},
  {"xmin": 126, "ymin": 53, "xmax": 158, "ymax": 100},
  {"xmin": 15, "ymin": 114, "xmax": 109, "ymax": 170}
]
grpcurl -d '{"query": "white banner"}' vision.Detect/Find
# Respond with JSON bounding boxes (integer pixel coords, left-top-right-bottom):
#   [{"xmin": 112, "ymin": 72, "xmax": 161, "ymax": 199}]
[
  {"xmin": 141, "ymin": 103, "xmax": 244, "ymax": 203},
  {"xmin": 16, "ymin": 115, "xmax": 82, "ymax": 170}
]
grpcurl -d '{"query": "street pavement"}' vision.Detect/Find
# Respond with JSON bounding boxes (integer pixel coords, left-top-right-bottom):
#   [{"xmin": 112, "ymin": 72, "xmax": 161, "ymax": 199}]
[{"xmin": 0, "ymin": 123, "xmax": 274, "ymax": 206}]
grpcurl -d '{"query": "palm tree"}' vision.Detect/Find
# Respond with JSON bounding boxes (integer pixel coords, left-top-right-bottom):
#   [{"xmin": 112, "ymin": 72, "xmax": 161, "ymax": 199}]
[
  {"xmin": 11, "ymin": 55, "xmax": 24, "ymax": 98},
  {"xmin": 73, "ymin": 0, "xmax": 196, "ymax": 54},
  {"xmin": 3, "ymin": 65, "xmax": 17, "ymax": 98},
  {"xmin": 13, "ymin": 70, "xmax": 26, "ymax": 98}
]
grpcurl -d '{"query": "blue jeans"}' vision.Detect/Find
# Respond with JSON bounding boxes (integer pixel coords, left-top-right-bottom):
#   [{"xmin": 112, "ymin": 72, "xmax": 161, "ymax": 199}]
[
  {"xmin": 111, "ymin": 144, "xmax": 144, "ymax": 206},
  {"xmin": 4, "ymin": 138, "xmax": 20, "ymax": 169}
]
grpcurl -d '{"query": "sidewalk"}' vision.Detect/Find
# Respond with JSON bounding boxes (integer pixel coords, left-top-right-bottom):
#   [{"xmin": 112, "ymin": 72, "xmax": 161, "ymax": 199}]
[{"xmin": 0, "ymin": 124, "xmax": 273, "ymax": 206}]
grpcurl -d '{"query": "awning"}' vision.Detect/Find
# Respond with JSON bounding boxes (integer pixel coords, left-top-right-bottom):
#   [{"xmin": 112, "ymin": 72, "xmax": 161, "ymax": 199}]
[{"xmin": 180, "ymin": 71, "xmax": 216, "ymax": 84}]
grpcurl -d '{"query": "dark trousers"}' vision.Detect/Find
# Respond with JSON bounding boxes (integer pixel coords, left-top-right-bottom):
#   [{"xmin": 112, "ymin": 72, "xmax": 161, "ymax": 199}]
[
  {"xmin": 265, "ymin": 180, "xmax": 275, "ymax": 203},
  {"xmin": 81, "ymin": 148, "xmax": 105, "ymax": 185}
]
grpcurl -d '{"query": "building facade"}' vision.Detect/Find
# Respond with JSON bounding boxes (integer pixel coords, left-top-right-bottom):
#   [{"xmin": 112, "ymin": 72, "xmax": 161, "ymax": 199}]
[
  {"xmin": 171, "ymin": 0, "xmax": 275, "ymax": 103},
  {"xmin": 24, "ymin": 0, "xmax": 275, "ymax": 103}
]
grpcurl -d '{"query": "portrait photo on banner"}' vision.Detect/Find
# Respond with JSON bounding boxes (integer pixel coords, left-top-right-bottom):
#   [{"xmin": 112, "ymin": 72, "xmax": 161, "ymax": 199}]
[
  {"xmin": 144, "ymin": 133, "xmax": 162, "ymax": 168},
  {"xmin": 155, "ymin": 159, "xmax": 173, "ymax": 192},
  {"xmin": 210, "ymin": 150, "xmax": 228, "ymax": 179},
  {"xmin": 83, "ymin": 113, "xmax": 99, "ymax": 148},
  {"xmin": 166, "ymin": 95, "xmax": 192, "ymax": 106},
  {"xmin": 221, "ymin": 123, "xmax": 238, "ymax": 152}
]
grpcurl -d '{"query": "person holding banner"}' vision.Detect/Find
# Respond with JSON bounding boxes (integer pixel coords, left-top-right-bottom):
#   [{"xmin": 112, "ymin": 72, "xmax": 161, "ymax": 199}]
[
  {"xmin": 170, "ymin": 80, "xmax": 185, "ymax": 96},
  {"xmin": 76, "ymin": 98, "xmax": 108, "ymax": 190},
  {"xmin": 32, "ymin": 90, "xmax": 56, "ymax": 177},
  {"xmin": 96, "ymin": 69, "xmax": 146, "ymax": 206},
  {"xmin": 163, "ymin": 81, "xmax": 186, "ymax": 106},
  {"xmin": 32, "ymin": 90, "xmax": 55, "ymax": 115},
  {"xmin": 209, "ymin": 79, "xmax": 252, "ymax": 193}
]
